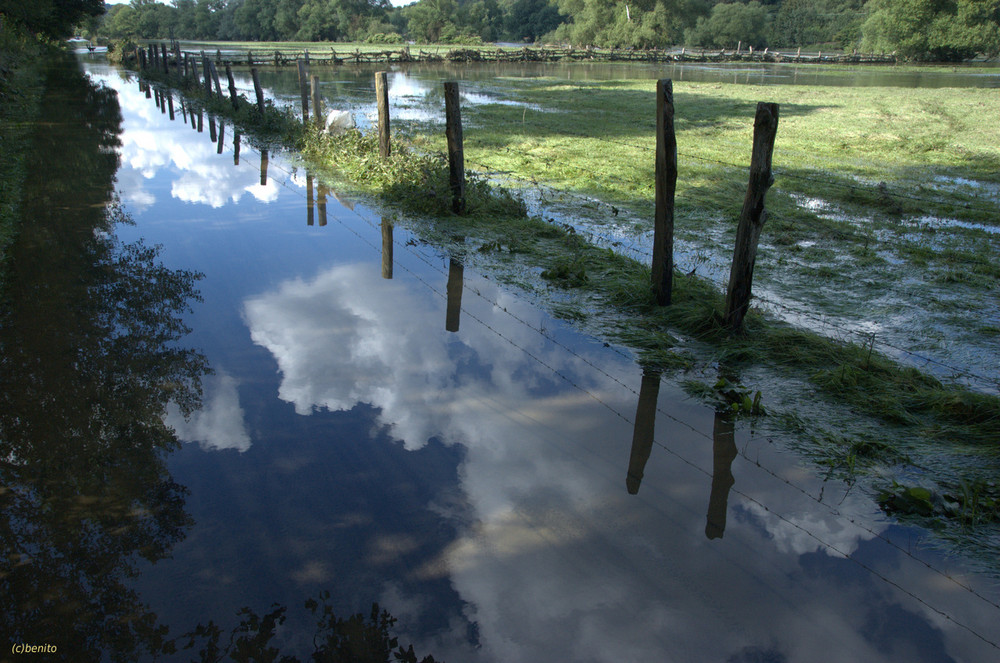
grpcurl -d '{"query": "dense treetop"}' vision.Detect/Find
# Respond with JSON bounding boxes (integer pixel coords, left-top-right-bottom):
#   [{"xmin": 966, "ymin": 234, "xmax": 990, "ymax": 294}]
[{"xmin": 38, "ymin": 0, "xmax": 1000, "ymax": 62}]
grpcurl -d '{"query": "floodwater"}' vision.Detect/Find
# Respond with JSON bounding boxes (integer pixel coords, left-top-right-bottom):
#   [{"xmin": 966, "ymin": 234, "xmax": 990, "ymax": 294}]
[{"xmin": 3, "ymin": 54, "xmax": 1000, "ymax": 661}]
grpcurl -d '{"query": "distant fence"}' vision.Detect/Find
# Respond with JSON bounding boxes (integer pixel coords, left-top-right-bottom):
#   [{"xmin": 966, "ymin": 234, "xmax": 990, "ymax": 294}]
[{"xmin": 128, "ymin": 42, "xmax": 898, "ymax": 68}]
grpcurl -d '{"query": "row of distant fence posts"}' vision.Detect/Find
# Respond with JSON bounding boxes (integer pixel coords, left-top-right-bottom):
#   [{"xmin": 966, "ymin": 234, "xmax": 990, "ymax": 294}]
[
  {"xmin": 137, "ymin": 43, "xmax": 777, "ymax": 333},
  {"xmin": 297, "ymin": 69, "xmax": 777, "ymax": 333}
]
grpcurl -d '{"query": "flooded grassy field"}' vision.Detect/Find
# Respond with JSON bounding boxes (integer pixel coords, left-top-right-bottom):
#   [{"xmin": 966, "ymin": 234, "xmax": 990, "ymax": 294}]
[{"xmin": 1, "ymin": 51, "xmax": 998, "ymax": 661}]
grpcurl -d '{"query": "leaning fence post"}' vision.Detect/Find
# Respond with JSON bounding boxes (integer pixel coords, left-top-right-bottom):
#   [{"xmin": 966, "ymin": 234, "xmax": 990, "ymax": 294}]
[
  {"xmin": 652, "ymin": 79, "xmax": 677, "ymax": 306},
  {"xmin": 225, "ymin": 64, "xmax": 238, "ymax": 109},
  {"xmin": 296, "ymin": 59, "xmax": 310, "ymax": 123},
  {"xmin": 251, "ymin": 68, "xmax": 266, "ymax": 117},
  {"xmin": 444, "ymin": 81, "xmax": 465, "ymax": 214},
  {"xmin": 209, "ymin": 60, "xmax": 224, "ymax": 99},
  {"xmin": 200, "ymin": 51, "xmax": 212, "ymax": 97},
  {"xmin": 310, "ymin": 75, "xmax": 322, "ymax": 127},
  {"xmin": 375, "ymin": 71, "xmax": 390, "ymax": 159},
  {"xmin": 723, "ymin": 102, "xmax": 779, "ymax": 332}
]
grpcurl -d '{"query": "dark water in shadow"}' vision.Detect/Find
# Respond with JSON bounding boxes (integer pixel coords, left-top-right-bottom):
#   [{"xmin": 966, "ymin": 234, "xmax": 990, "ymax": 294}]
[{"xmin": 3, "ymin": 55, "xmax": 999, "ymax": 661}]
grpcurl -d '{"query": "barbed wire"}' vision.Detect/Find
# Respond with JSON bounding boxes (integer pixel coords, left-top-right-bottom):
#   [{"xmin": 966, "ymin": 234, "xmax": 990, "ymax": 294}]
[{"xmin": 176, "ymin": 89, "xmax": 1000, "ymax": 637}]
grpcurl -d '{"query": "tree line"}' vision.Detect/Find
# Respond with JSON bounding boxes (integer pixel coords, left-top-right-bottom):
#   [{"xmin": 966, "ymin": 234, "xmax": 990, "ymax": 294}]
[{"xmin": 4, "ymin": 0, "xmax": 998, "ymax": 60}]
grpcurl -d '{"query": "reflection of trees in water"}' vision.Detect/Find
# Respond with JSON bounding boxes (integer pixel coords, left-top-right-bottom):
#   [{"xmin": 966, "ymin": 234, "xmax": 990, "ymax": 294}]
[{"xmin": 0, "ymin": 54, "xmax": 208, "ymax": 661}]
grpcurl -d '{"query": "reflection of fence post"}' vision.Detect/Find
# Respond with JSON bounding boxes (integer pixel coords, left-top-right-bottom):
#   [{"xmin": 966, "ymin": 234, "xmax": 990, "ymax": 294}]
[
  {"xmin": 705, "ymin": 412, "xmax": 738, "ymax": 539},
  {"xmin": 167, "ymin": 94, "xmax": 175, "ymax": 121},
  {"xmin": 652, "ymin": 79, "xmax": 677, "ymax": 306},
  {"xmin": 260, "ymin": 149, "xmax": 268, "ymax": 186},
  {"xmin": 317, "ymin": 183, "xmax": 328, "ymax": 226},
  {"xmin": 627, "ymin": 369, "xmax": 661, "ymax": 495},
  {"xmin": 251, "ymin": 68, "xmax": 265, "ymax": 117},
  {"xmin": 217, "ymin": 121, "xmax": 225, "ymax": 154},
  {"xmin": 724, "ymin": 102, "xmax": 778, "ymax": 332},
  {"xmin": 306, "ymin": 174, "xmax": 314, "ymax": 226},
  {"xmin": 375, "ymin": 71, "xmax": 390, "ymax": 159},
  {"xmin": 234, "ymin": 131, "xmax": 241, "ymax": 165},
  {"xmin": 446, "ymin": 258, "xmax": 464, "ymax": 332},
  {"xmin": 311, "ymin": 75, "xmax": 322, "ymax": 128},
  {"xmin": 296, "ymin": 59, "xmax": 309, "ymax": 123},
  {"xmin": 381, "ymin": 218, "xmax": 393, "ymax": 279},
  {"xmin": 444, "ymin": 82, "xmax": 465, "ymax": 214},
  {"xmin": 209, "ymin": 116, "xmax": 217, "ymax": 143}
]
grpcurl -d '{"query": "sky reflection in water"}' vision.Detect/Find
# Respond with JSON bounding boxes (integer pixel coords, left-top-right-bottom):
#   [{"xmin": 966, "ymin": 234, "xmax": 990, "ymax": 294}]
[{"xmin": 85, "ymin": 60, "xmax": 1000, "ymax": 663}]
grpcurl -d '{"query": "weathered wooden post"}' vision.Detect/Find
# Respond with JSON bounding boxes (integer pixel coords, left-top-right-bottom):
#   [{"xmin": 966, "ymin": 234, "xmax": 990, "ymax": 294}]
[
  {"xmin": 209, "ymin": 116, "xmax": 217, "ymax": 143},
  {"xmin": 375, "ymin": 71, "xmax": 391, "ymax": 159},
  {"xmin": 247, "ymin": 50, "xmax": 253, "ymax": 67},
  {"xmin": 627, "ymin": 368, "xmax": 661, "ymax": 495},
  {"xmin": 723, "ymin": 102, "xmax": 779, "ymax": 332},
  {"xmin": 446, "ymin": 258, "xmax": 464, "ymax": 332},
  {"xmin": 296, "ymin": 59, "xmax": 310, "ymax": 122},
  {"xmin": 200, "ymin": 52, "xmax": 212, "ymax": 97},
  {"xmin": 444, "ymin": 81, "xmax": 465, "ymax": 214},
  {"xmin": 209, "ymin": 61, "xmax": 224, "ymax": 100},
  {"xmin": 217, "ymin": 121, "xmax": 225, "ymax": 154},
  {"xmin": 381, "ymin": 218, "xmax": 393, "ymax": 279},
  {"xmin": 167, "ymin": 94, "xmax": 175, "ymax": 121},
  {"xmin": 234, "ymin": 131, "xmax": 241, "ymax": 165},
  {"xmin": 173, "ymin": 42, "xmax": 182, "ymax": 72},
  {"xmin": 225, "ymin": 65, "xmax": 239, "ymax": 109},
  {"xmin": 260, "ymin": 148, "xmax": 269, "ymax": 186},
  {"xmin": 652, "ymin": 79, "xmax": 677, "ymax": 306},
  {"xmin": 310, "ymin": 75, "xmax": 322, "ymax": 127},
  {"xmin": 251, "ymin": 68, "xmax": 266, "ymax": 117}
]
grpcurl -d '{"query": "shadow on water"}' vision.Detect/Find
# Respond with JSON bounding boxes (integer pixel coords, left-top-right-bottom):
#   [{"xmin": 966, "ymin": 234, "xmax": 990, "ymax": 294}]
[{"xmin": 0, "ymin": 54, "xmax": 208, "ymax": 660}]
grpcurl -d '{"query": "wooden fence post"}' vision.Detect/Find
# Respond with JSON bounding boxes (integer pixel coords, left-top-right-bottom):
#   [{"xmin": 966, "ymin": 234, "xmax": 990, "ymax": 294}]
[
  {"xmin": 444, "ymin": 81, "xmax": 465, "ymax": 214},
  {"xmin": 209, "ymin": 61, "xmax": 223, "ymax": 99},
  {"xmin": 200, "ymin": 52, "xmax": 212, "ymax": 97},
  {"xmin": 375, "ymin": 71, "xmax": 390, "ymax": 159},
  {"xmin": 723, "ymin": 102, "xmax": 779, "ymax": 332},
  {"xmin": 225, "ymin": 64, "xmax": 238, "ymax": 109},
  {"xmin": 160, "ymin": 43, "xmax": 169, "ymax": 74},
  {"xmin": 652, "ymin": 79, "xmax": 677, "ymax": 306},
  {"xmin": 251, "ymin": 68, "xmax": 265, "ymax": 117},
  {"xmin": 296, "ymin": 59, "xmax": 309, "ymax": 123},
  {"xmin": 310, "ymin": 75, "xmax": 322, "ymax": 127}
]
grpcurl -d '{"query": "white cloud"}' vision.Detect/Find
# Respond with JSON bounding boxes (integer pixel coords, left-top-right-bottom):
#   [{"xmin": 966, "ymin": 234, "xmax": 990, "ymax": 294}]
[{"xmin": 164, "ymin": 372, "xmax": 252, "ymax": 452}]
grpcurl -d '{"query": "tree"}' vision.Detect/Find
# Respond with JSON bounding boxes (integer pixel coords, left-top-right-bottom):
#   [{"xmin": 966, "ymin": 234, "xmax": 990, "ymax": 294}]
[
  {"xmin": 861, "ymin": 0, "xmax": 1000, "ymax": 59},
  {"xmin": 0, "ymin": 0, "xmax": 106, "ymax": 38},
  {"xmin": 685, "ymin": 1, "xmax": 770, "ymax": 48},
  {"xmin": 551, "ymin": 0, "xmax": 709, "ymax": 47}
]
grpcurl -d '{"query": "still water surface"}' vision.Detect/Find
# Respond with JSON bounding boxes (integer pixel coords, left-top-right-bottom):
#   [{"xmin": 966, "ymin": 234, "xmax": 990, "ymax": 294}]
[{"xmin": 4, "ymin": 55, "xmax": 1000, "ymax": 661}]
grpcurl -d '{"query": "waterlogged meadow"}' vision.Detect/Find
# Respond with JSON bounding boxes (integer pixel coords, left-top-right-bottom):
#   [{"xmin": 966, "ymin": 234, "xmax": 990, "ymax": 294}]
[{"xmin": 133, "ymin": 54, "xmax": 1000, "ymax": 569}]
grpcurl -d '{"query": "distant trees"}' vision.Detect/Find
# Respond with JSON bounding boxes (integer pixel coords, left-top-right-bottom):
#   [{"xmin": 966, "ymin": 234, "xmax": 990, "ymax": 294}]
[
  {"xmin": 0, "ymin": 0, "xmax": 105, "ymax": 39},
  {"xmin": 860, "ymin": 0, "xmax": 1000, "ymax": 60},
  {"xmin": 88, "ymin": 0, "xmax": 1000, "ymax": 60}
]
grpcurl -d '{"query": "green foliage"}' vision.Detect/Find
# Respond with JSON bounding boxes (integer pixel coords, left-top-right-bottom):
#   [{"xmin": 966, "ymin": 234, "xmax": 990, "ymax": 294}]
[
  {"xmin": 685, "ymin": 1, "xmax": 771, "ymax": 49},
  {"xmin": 0, "ymin": 0, "xmax": 104, "ymax": 39},
  {"xmin": 861, "ymin": 0, "xmax": 1000, "ymax": 60},
  {"xmin": 552, "ymin": 0, "xmax": 709, "ymax": 47}
]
